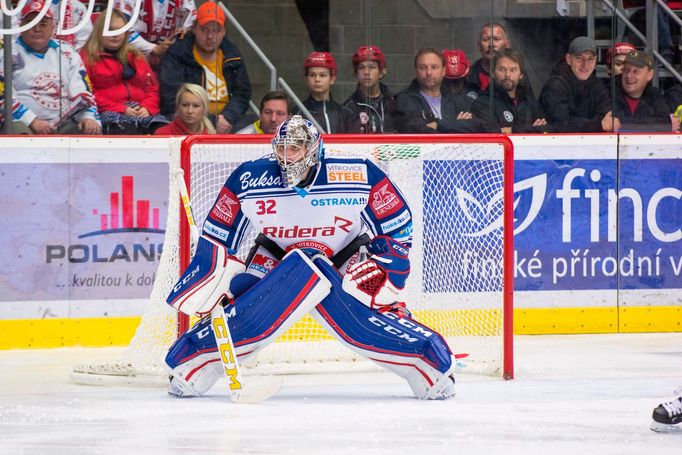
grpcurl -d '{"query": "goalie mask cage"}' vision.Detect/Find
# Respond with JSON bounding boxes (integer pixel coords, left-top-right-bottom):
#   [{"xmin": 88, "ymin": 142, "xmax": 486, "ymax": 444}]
[{"xmin": 72, "ymin": 134, "xmax": 514, "ymax": 386}]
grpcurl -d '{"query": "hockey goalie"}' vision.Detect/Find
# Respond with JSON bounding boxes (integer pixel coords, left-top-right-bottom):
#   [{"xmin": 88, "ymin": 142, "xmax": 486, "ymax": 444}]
[{"xmin": 165, "ymin": 115, "xmax": 457, "ymax": 399}]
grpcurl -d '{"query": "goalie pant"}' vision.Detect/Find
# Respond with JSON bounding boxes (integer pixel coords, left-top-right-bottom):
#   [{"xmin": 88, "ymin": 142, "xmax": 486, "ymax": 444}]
[{"xmin": 166, "ymin": 252, "xmax": 456, "ymax": 400}]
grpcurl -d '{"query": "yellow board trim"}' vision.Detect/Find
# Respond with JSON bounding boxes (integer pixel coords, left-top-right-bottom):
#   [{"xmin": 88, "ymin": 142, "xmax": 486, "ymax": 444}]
[
  {"xmin": 1, "ymin": 306, "xmax": 681, "ymax": 349},
  {"xmin": 0, "ymin": 317, "xmax": 141, "ymax": 349}
]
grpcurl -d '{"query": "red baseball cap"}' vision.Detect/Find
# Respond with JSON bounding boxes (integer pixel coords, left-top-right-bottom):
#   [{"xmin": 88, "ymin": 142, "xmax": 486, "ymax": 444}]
[
  {"xmin": 605, "ymin": 42, "xmax": 637, "ymax": 67},
  {"xmin": 442, "ymin": 49, "xmax": 470, "ymax": 79},
  {"xmin": 21, "ymin": 0, "xmax": 52, "ymax": 21}
]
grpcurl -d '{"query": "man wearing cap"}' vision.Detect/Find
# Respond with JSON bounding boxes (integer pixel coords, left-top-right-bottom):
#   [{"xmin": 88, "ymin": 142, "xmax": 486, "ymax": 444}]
[
  {"xmin": 613, "ymin": 51, "xmax": 677, "ymax": 132},
  {"xmin": 604, "ymin": 42, "xmax": 637, "ymax": 80},
  {"xmin": 540, "ymin": 36, "xmax": 618, "ymax": 133},
  {"xmin": 441, "ymin": 49, "xmax": 479, "ymax": 106},
  {"xmin": 342, "ymin": 45, "xmax": 396, "ymax": 133},
  {"xmin": 295, "ymin": 51, "xmax": 352, "ymax": 133},
  {"xmin": 158, "ymin": 1, "xmax": 251, "ymax": 134},
  {"xmin": 471, "ymin": 48, "xmax": 549, "ymax": 134},
  {"xmin": 10, "ymin": 0, "xmax": 93, "ymax": 49},
  {"xmin": 0, "ymin": 0, "xmax": 101, "ymax": 134},
  {"xmin": 394, "ymin": 48, "xmax": 485, "ymax": 134}
]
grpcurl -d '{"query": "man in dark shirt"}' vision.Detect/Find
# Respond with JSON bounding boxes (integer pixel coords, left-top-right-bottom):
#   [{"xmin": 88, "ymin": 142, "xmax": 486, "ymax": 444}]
[
  {"xmin": 613, "ymin": 51, "xmax": 677, "ymax": 132},
  {"xmin": 467, "ymin": 23, "xmax": 511, "ymax": 93},
  {"xmin": 342, "ymin": 45, "xmax": 396, "ymax": 133},
  {"xmin": 394, "ymin": 48, "xmax": 485, "ymax": 133},
  {"xmin": 472, "ymin": 49, "xmax": 549, "ymax": 133},
  {"xmin": 540, "ymin": 36, "xmax": 618, "ymax": 133},
  {"xmin": 295, "ymin": 51, "xmax": 351, "ymax": 133}
]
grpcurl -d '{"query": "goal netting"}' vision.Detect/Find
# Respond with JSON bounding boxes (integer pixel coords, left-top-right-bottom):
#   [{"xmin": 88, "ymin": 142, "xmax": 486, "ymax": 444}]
[{"xmin": 72, "ymin": 134, "xmax": 514, "ymax": 386}]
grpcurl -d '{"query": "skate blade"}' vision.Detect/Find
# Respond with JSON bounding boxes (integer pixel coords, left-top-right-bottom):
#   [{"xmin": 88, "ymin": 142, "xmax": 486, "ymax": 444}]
[
  {"xmin": 650, "ymin": 420, "xmax": 682, "ymax": 433},
  {"xmin": 231, "ymin": 376, "xmax": 283, "ymax": 404}
]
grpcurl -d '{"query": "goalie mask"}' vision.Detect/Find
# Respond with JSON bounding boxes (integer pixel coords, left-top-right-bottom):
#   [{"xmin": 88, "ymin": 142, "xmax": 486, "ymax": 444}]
[{"xmin": 272, "ymin": 115, "xmax": 323, "ymax": 187}]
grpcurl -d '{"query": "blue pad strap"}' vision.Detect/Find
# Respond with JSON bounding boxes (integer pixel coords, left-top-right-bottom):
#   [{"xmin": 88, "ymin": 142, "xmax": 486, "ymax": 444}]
[
  {"xmin": 312, "ymin": 256, "xmax": 453, "ymax": 374},
  {"xmin": 166, "ymin": 250, "xmax": 329, "ymax": 368}
]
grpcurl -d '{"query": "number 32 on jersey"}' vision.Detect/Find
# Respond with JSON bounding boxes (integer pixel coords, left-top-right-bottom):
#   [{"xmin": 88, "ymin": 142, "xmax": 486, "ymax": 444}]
[{"xmin": 256, "ymin": 199, "xmax": 277, "ymax": 215}]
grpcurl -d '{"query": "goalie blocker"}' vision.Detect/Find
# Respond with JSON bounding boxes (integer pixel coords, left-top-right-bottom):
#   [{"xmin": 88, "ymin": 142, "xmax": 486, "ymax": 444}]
[{"xmin": 165, "ymin": 249, "xmax": 456, "ymax": 399}]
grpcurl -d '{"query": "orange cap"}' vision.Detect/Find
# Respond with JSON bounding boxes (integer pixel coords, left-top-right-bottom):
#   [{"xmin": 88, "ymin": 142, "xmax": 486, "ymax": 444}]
[{"xmin": 196, "ymin": 2, "xmax": 225, "ymax": 27}]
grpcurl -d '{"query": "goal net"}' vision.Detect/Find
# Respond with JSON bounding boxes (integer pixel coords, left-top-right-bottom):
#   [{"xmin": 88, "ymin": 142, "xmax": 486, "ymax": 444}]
[{"xmin": 72, "ymin": 134, "xmax": 514, "ymax": 386}]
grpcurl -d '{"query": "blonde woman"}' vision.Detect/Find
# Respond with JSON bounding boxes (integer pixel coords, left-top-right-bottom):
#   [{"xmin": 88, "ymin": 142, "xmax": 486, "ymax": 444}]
[
  {"xmin": 155, "ymin": 84, "xmax": 216, "ymax": 134},
  {"xmin": 80, "ymin": 8, "xmax": 167, "ymax": 134}
]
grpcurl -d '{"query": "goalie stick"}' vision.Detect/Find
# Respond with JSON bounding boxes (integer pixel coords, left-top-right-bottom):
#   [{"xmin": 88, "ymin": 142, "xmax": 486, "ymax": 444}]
[{"xmin": 174, "ymin": 169, "xmax": 282, "ymax": 403}]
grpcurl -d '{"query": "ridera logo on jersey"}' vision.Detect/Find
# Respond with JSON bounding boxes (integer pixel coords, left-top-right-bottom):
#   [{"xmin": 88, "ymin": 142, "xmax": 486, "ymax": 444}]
[
  {"xmin": 369, "ymin": 178, "xmax": 404, "ymax": 218},
  {"xmin": 210, "ymin": 187, "xmax": 240, "ymax": 227},
  {"xmin": 45, "ymin": 175, "xmax": 166, "ymax": 264},
  {"xmin": 262, "ymin": 216, "xmax": 354, "ymax": 239}
]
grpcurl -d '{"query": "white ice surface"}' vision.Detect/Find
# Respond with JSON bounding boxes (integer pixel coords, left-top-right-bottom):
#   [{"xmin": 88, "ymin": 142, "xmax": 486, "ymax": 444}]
[{"xmin": 1, "ymin": 333, "xmax": 681, "ymax": 455}]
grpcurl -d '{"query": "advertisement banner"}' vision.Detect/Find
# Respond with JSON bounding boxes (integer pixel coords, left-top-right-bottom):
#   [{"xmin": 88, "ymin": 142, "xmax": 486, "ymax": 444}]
[
  {"xmin": 513, "ymin": 158, "xmax": 682, "ymax": 291},
  {"xmin": 0, "ymin": 135, "xmax": 680, "ymax": 324},
  {"xmin": 0, "ymin": 138, "xmax": 169, "ymax": 319}
]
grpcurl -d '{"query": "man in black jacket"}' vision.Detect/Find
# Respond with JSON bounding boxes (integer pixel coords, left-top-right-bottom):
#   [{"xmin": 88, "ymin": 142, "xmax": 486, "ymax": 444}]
[
  {"xmin": 394, "ymin": 48, "xmax": 485, "ymax": 133},
  {"xmin": 295, "ymin": 51, "xmax": 352, "ymax": 133},
  {"xmin": 613, "ymin": 51, "xmax": 678, "ymax": 132},
  {"xmin": 158, "ymin": 2, "xmax": 251, "ymax": 133},
  {"xmin": 540, "ymin": 36, "xmax": 618, "ymax": 133},
  {"xmin": 472, "ymin": 49, "xmax": 549, "ymax": 133},
  {"xmin": 467, "ymin": 23, "xmax": 511, "ymax": 94},
  {"xmin": 342, "ymin": 45, "xmax": 396, "ymax": 133}
]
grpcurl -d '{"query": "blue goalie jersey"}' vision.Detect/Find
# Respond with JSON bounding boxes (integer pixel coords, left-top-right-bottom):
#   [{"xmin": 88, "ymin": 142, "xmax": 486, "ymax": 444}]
[{"xmin": 201, "ymin": 153, "xmax": 413, "ymax": 258}]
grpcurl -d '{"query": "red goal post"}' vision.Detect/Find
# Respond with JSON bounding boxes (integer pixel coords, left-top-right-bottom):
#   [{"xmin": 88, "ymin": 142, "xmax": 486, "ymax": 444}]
[{"xmin": 179, "ymin": 134, "xmax": 514, "ymax": 378}]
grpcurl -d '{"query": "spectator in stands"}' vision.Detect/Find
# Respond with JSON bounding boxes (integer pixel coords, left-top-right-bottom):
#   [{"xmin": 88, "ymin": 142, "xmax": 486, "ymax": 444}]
[
  {"xmin": 612, "ymin": 51, "xmax": 679, "ymax": 132},
  {"xmin": 539, "ymin": 36, "xmax": 618, "ymax": 133},
  {"xmin": 81, "ymin": 9, "xmax": 168, "ymax": 135},
  {"xmin": 154, "ymin": 83, "xmax": 215, "ymax": 134},
  {"xmin": 394, "ymin": 48, "xmax": 485, "ymax": 134},
  {"xmin": 158, "ymin": 1, "xmax": 251, "ymax": 134},
  {"xmin": 115, "ymin": 0, "xmax": 197, "ymax": 68},
  {"xmin": 441, "ymin": 48, "xmax": 479, "ymax": 106},
  {"xmin": 604, "ymin": 42, "xmax": 637, "ymax": 79},
  {"xmin": 237, "ymin": 91, "xmax": 291, "ymax": 134},
  {"xmin": 0, "ymin": 1, "xmax": 101, "ymax": 134},
  {"xmin": 472, "ymin": 48, "xmax": 549, "ymax": 134},
  {"xmin": 11, "ymin": 0, "xmax": 93, "ymax": 49},
  {"xmin": 296, "ymin": 51, "xmax": 351, "ymax": 133},
  {"xmin": 467, "ymin": 23, "xmax": 511, "ymax": 93},
  {"xmin": 342, "ymin": 45, "xmax": 396, "ymax": 134}
]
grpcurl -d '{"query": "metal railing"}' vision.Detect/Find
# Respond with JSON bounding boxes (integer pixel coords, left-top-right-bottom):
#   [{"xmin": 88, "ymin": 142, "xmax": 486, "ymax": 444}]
[
  {"xmin": 219, "ymin": 2, "xmax": 317, "ymax": 128},
  {"xmin": 278, "ymin": 77, "xmax": 326, "ymax": 133},
  {"xmin": 598, "ymin": 0, "xmax": 682, "ymax": 85}
]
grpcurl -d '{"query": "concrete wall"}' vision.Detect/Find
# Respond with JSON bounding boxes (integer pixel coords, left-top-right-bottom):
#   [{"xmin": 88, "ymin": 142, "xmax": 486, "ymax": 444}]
[{"xmin": 224, "ymin": 0, "xmax": 592, "ymax": 110}]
